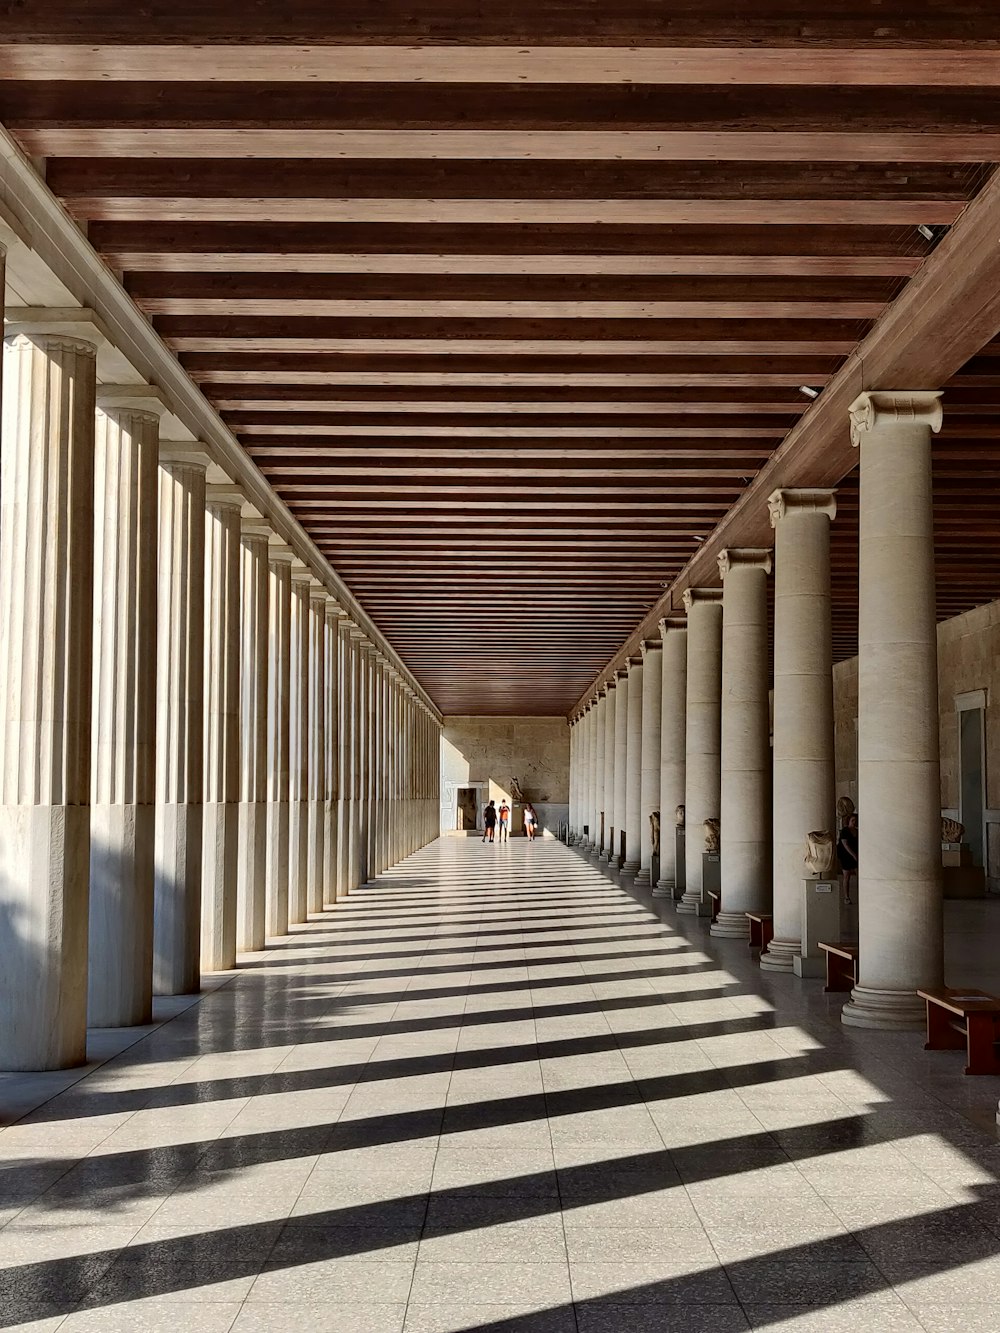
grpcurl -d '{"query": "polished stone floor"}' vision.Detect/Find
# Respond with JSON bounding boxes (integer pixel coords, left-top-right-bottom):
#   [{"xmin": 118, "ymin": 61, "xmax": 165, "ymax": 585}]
[{"xmin": 4, "ymin": 838, "xmax": 1000, "ymax": 1332}]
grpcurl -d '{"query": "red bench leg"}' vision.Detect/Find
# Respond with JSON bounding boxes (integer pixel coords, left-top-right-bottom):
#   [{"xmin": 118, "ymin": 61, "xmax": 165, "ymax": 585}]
[
  {"xmin": 964, "ymin": 1014, "xmax": 1000, "ymax": 1075},
  {"xmin": 824, "ymin": 957, "xmax": 853, "ymax": 993},
  {"xmin": 924, "ymin": 1002, "xmax": 965, "ymax": 1052}
]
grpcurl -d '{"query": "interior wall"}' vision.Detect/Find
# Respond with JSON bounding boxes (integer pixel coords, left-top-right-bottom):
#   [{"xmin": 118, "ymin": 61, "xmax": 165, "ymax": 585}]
[
  {"xmin": 440, "ymin": 716, "xmax": 569, "ymax": 836},
  {"xmin": 833, "ymin": 597, "xmax": 1000, "ymax": 889}
]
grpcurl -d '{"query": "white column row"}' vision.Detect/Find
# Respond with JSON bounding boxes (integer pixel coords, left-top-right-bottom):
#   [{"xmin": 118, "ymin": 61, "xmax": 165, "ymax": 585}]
[
  {"xmin": 0, "ymin": 319, "xmax": 442, "ymax": 1071},
  {"xmin": 569, "ymin": 390, "xmax": 946, "ymax": 1031}
]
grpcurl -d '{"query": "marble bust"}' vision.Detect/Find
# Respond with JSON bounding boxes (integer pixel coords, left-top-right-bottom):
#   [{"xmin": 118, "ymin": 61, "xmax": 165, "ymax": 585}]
[
  {"xmin": 675, "ymin": 803, "xmax": 685, "ymax": 828},
  {"xmin": 941, "ymin": 817, "xmax": 964, "ymax": 844},
  {"xmin": 804, "ymin": 830, "xmax": 836, "ymax": 877}
]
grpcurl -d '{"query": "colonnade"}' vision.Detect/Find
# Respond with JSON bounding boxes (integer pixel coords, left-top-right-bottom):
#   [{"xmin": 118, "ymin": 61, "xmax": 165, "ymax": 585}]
[
  {"xmin": 0, "ymin": 299, "xmax": 441, "ymax": 1072},
  {"xmin": 570, "ymin": 391, "xmax": 946, "ymax": 1032}
]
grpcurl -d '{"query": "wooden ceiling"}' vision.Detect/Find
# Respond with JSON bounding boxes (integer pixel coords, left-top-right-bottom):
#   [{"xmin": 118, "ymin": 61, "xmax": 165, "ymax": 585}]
[{"xmin": 2, "ymin": 6, "xmax": 1000, "ymax": 715}]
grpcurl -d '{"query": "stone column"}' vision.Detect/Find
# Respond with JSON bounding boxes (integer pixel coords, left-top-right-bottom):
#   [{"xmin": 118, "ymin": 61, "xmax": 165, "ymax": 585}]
[
  {"xmin": 654, "ymin": 618, "xmax": 687, "ymax": 898},
  {"xmin": 712, "ymin": 549, "xmax": 773, "ymax": 938},
  {"xmin": 265, "ymin": 544, "xmax": 293, "ymax": 937},
  {"xmin": 88, "ymin": 388, "xmax": 163, "ymax": 1028},
  {"xmin": 593, "ymin": 690, "xmax": 607, "ymax": 854},
  {"xmin": 335, "ymin": 617, "xmax": 353, "ymax": 897},
  {"xmin": 287, "ymin": 565, "xmax": 311, "ymax": 924},
  {"xmin": 201, "ymin": 485, "xmax": 243, "ymax": 972},
  {"xmin": 760, "ymin": 490, "xmax": 837, "ymax": 973},
  {"xmin": 842, "ymin": 392, "xmax": 945, "ymax": 1029},
  {"xmin": 0, "ymin": 324, "xmax": 98, "ymax": 1069},
  {"xmin": 602, "ymin": 682, "xmax": 617, "ymax": 861},
  {"xmin": 678, "ymin": 589, "xmax": 724, "ymax": 913},
  {"xmin": 322, "ymin": 599, "xmax": 342, "ymax": 906},
  {"xmin": 153, "ymin": 447, "xmax": 209, "ymax": 996},
  {"xmin": 305, "ymin": 583, "xmax": 329, "ymax": 917},
  {"xmin": 349, "ymin": 628, "xmax": 368, "ymax": 890},
  {"xmin": 636, "ymin": 638, "xmax": 663, "ymax": 885},
  {"xmin": 576, "ymin": 707, "xmax": 589, "ymax": 846},
  {"xmin": 568, "ymin": 718, "xmax": 578, "ymax": 838},
  {"xmin": 611, "ymin": 668, "xmax": 629, "ymax": 865},
  {"xmin": 236, "ymin": 521, "xmax": 270, "ymax": 953},
  {"xmin": 622, "ymin": 654, "xmax": 645, "ymax": 876}
]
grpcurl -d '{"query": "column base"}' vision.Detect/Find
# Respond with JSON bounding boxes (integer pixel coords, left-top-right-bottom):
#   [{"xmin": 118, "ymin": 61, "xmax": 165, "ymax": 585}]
[
  {"xmin": 711, "ymin": 910, "xmax": 751, "ymax": 940},
  {"xmin": 676, "ymin": 891, "xmax": 709, "ymax": 916},
  {"xmin": 759, "ymin": 935, "xmax": 799, "ymax": 972},
  {"xmin": 620, "ymin": 859, "xmax": 640, "ymax": 878},
  {"xmin": 652, "ymin": 878, "xmax": 674, "ymax": 899},
  {"xmin": 841, "ymin": 984, "xmax": 926, "ymax": 1031},
  {"xmin": 634, "ymin": 868, "xmax": 651, "ymax": 886}
]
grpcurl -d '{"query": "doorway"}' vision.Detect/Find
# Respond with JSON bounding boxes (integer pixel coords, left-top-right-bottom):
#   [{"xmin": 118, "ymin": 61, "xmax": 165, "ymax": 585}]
[
  {"xmin": 958, "ymin": 697, "xmax": 987, "ymax": 868},
  {"xmin": 456, "ymin": 787, "xmax": 479, "ymax": 832}
]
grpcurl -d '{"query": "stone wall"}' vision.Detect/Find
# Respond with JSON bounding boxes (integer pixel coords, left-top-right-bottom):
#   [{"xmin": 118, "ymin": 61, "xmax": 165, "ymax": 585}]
[
  {"xmin": 833, "ymin": 598, "xmax": 1000, "ymax": 888},
  {"xmin": 440, "ymin": 716, "xmax": 569, "ymax": 836}
]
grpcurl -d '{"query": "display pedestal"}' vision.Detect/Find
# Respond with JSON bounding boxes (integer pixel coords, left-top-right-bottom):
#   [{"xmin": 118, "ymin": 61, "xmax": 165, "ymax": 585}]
[{"xmin": 793, "ymin": 877, "xmax": 841, "ymax": 978}]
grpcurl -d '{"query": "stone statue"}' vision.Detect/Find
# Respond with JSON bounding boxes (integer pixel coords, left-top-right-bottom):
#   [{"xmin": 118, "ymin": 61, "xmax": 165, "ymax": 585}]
[
  {"xmin": 650, "ymin": 810, "xmax": 660, "ymax": 855},
  {"xmin": 836, "ymin": 796, "xmax": 855, "ymax": 822},
  {"xmin": 675, "ymin": 803, "xmax": 685, "ymax": 828},
  {"xmin": 804, "ymin": 830, "xmax": 836, "ymax": 877},
  {"xmin": 704, "ymin": 818, "xmax": 720, "ymax": 853},
  {"xmin": 942, "ymin": 817, "xmax": 965, "ymax": 844},
  {"xmin": 510, "ymin": 777, "xmax": 525, "ymax": 803}
]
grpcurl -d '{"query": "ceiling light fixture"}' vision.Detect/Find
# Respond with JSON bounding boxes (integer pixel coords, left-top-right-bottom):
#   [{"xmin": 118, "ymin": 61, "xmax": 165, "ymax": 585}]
[
  {"xmin": 798, "ymin": 385, "xmax": 821, "ymax": 400},
  {"xmin": 917, "ymin": 223, "xmax": 949, "ymax": 246}
]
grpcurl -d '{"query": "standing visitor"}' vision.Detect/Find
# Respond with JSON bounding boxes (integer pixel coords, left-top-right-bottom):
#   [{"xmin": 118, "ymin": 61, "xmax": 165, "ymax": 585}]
[
  {"xmin": 482, "ymin": 800, "xmax": 498, "ymax": 843},
  {"xmin": 837, "ymin": 813, "xmax": 859, "ymax": 905},
  {"xmin": 498, "ymin": 801, "xmax": 511, "ymax": 841},
  {"xmin": 523, "ymin": 803, "xmax": 538, "ymax": 841}
]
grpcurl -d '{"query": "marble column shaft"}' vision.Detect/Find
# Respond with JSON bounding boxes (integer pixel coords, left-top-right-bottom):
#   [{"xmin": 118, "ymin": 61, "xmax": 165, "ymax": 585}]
[
  {"xmin": 713, "ymin": 550, "xmax": 773, "ymax": 938},
  {"xmin": 88, "ymin": 393, "xmax": 162, "ymax": 1027},
  {"xmin": 654, "ymin": 619, "xmax": 687, "ymax": 896},
  {"xmin": 322, "ymin": 600, "xmax": 342, "ymax": 906},
  {"xmin": 636, "ymin": 639, "xmax": 663, "ymax": 884},
  {"xmin": 336, "ymin": 618, "xmax": 353, "ymax": 896},
  {"xmin": 602, "ymin": 683, "xmax": 617, "ymax": 861},
  {"xmin": 622, "ymin": 655, "xmax": 644, "ymax": 875},
  {"xmin": 0, "ymin": 327, "xmax": 98, "ymax": 1070},
  {"xmin": 593, "ymin": 691, "xmax": 607, "ymax": 854},
  {"xmin": 201, "ymin": 487, "xmax": 243, "ymax": 972},
  {"xmin": 305, "ymin": 585, "xmax": 327, "ymax": 916},
  {"xmin": 761, "ymin": 490, "xmax": 837, "ymax": 973},
  {"xmin": 236, "ymin": 523, "xmax": 270, "ymax": 953},
  {"xmin": 678, "ymin": 589, "xmax": 724, "ymax": 913},
  {"xmin": 611, "ymin": 669, "xmax": 629, "ymax": 866},
  {"xmin": 843, "ymin": 392, "xmax": 945, "ymax": 1029},
  {"xmin": 265, "ymin": 545, "xmax": 293, "ymax": 937},
  {"xmin": 287, "ymin": 567, "xmax": 311, "ymax": 925},
  {"xmin": 153, "ymin": 448, "xmax": 208, "ymax": 996}
]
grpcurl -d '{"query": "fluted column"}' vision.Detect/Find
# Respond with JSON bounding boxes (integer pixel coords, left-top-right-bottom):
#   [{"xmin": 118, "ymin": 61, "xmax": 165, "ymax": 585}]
[
  {"xmin": 593, "ymin": 690, "xmax": 607, "ymax": 854},
  {"xmin": 678, "ymin": 588, "xmax": 724, "ymax": 914},
  {"xmin": 602, "ymin": 682, "xmax": 617, "ymax": 862},
  {"xmin": 636, "ymin": 638, "xmax": 663, "ymax": 885},
  {"xmin": 236, "ymin": 521, "xmax": 270, "ymax": 952},
  {"xmin": 761, "ymin": 490, "xmax": 837, "ymax": 973},
  {"xmin": 654, "ymin": 618, "xmax": 687, "ymax": 898},
  {"xmin": 843, "ymin": 392, "xmax": 944, "ymax": 1030},
  {"xmin": 201, "ymin": 486, "xmax": 243, "ymax": 971},
  {"xmin": 610, "ymin": 668, "xmax": 629, "ymax": 866},
  {"xmin": 349, "ymin": 628, "xmax": 367, "ymax": 890},
  {"xmin": 622, "ymin": 654, "xmax": 645, "ymax": 876},
  {"xmin": 88, "ymin": 388, "xmax": 163, "ymax": 1028},
  {"xmin": 305, "ymin": 583, "xmax": 327, "ymax": 916},
  {"xmin": 336, "ymin": 617, "xmax": 353, "ymax": 897},
  {"xmin": 713, "ymin": 549, "xmax": 773, "ymax": 938},
  {"xmin": 265, "ymin": 544, "xmax": 293, "ymax": 937},
  {"xmin": 0, "ymin": 324, "xmax": 98, "ymax": 1069},
  {"xmin": 287, "ymin": 565, "xmax": 311, "ymax": 924},
  {"xmin": 322, "ymin": 599, "xmax": 342, "ymax": 905},
  {"xmin": 153, "ymin": 447, "xmax": 208, "ymax": 996}
]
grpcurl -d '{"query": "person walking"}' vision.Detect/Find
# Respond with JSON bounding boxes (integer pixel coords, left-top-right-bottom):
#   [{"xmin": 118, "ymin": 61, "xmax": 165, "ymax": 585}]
[
  {"xmin": 498, "ymin": 801, "xmax": 511, "ymax": 842},
  {"xmin": 482, "ymin": 800, "xmax": 498, "ymax": 844},
  {"xmin": 837, "ymin": 812, "xmax": 858, "ymax": 905},
  {"xmin": 523, "ymin": 803, "xmax": 538, "ymax": 842}
]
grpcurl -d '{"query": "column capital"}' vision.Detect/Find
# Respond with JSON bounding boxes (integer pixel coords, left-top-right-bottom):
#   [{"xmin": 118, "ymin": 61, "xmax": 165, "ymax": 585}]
[
  {"xmin": 605, "ymin": 677, "xmax": 617, "ymax": 692},
  {"xmin": 205, "ymin": 483, "xmax": 246, "ymax": 515},
  {"xmin": 267, "ymin": 541, "xmax": 296, "ymax": 567},
  {"xmin": 626, "ymin": 653, "xmax": 643, "ymax": 672},
  {"xmin": 718, "ymin": 547, "xmax": 772, "ymax": 579},
  {"xmin": 241, "ymin": 518, "xmax": 271, "ymax": 542},
  {"xmin": 657, "ymin": 615, "xmax": 687, "ymax": 635},
  {"xmin": 159, "ymin": 442, "xmax": 212, "ymax": 472},
  {"xmin": 97, "ymin": 383, "xmax": 169, "ymax": 422},
  {"xmin": 640, "ymin": 637, "xmax": 662, "ymax": 659},
  {"xmin": 289, "ymin": 563, "xmax": 313, "ymax": 586},
  {"xmin": 308, "ymin": 579, "xmax": 328, "ymax": 606},
  {"xmin": 768, "ymin": 487, "xmax": 838, "ymax": 527},
  {"xmin": 849, "ymin": 390, "xmax": 943, "ymax": 447},
  {"xmin": 615, "ymin": 666, "xmax": 629, "ymax": 681},
  {"xmin": 682, "ymin": 586, "xmax": 723, "ymax": 612},
  {"xmin": 324, "ymin": 597, "xmax": 346, "ymax": 620},
  {"xmin": 4, "ymin": 306, "xmax": 104, "ymax": 355}
]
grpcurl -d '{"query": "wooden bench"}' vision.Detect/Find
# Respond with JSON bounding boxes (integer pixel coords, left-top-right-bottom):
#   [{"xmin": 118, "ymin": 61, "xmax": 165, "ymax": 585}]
[
  {"xmin": 707, "ymin": 890, "xmax": 721, "ymax": 924},
  {"xmin": 745, "ymin": 912, "xmax": 773, "ymax": 951},
  {"xmin": 918, "ymin": 987, "xmax": 1000, "ymax": 1076},
  {"xmin": 819, "ymin": 942, "xmax": 859, "ymax": 993}
]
